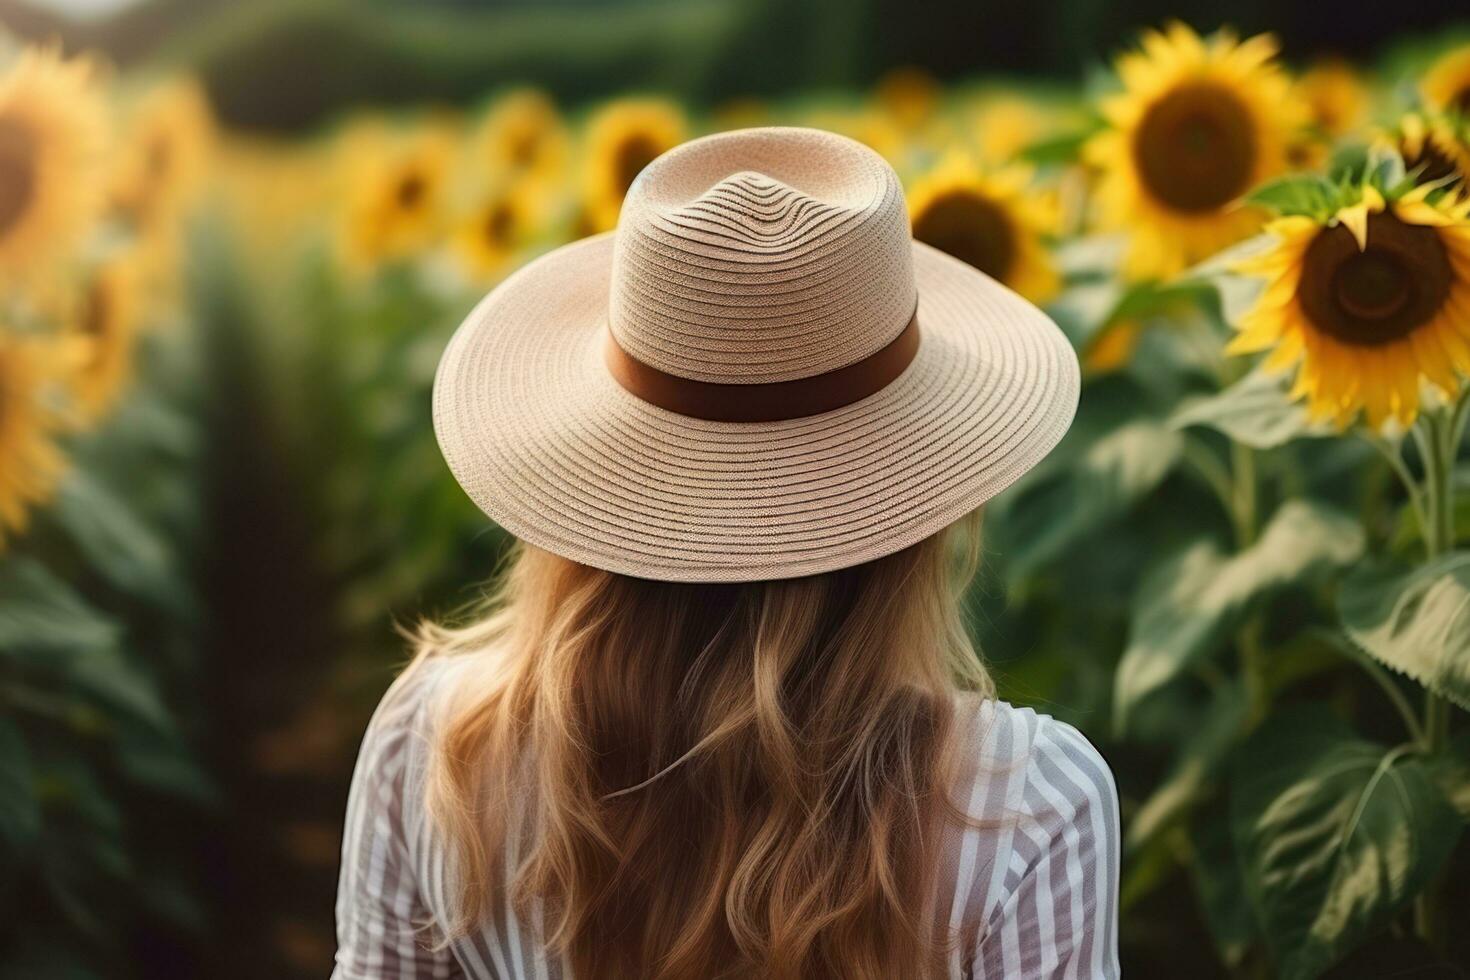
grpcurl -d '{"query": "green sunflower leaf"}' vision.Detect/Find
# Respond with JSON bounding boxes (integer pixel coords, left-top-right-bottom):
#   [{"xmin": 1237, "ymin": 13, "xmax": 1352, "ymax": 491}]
[
  {"xmin": 1427, "ymin": 731, "xmax": 1470, "ymax": 823},
  {"xmin": 1325, "ymin": 143, "xmax": 1369, "ymax": 185},
  {"xmin": 1019, "ymin": 125, "xmax": 1099, "ymax": 166},
  {"xmin": 1189, "ymin": 802, "xmax": 1256, "ymax": 970},
  {"xmin": 1365, "ymin": 144, "xmax": 1409, "ymax": 197},
  {"xmin": 1171, "ymin": 369, "xmax": 1331, "ymax": 450},
  {"xmin": 1115, "ymin": 501, "xmax": 1364, "ymax": 731},
  {"xmin": 0, "ymin": 558, "xmax": 119, "ymax": 657},
  {"xmin": 1126, "ymin": 682, "xmax": 1247, "ymax": 851},
  {"xmin": 1339, "ymin": 553, "xmax": 1470, "ymax": 710},
  {"xmin": 990, "ymin": 420, "xmax": 1183, "ymax": 583},
  {"xmin": 1176, "ymin": 233, "xmax": 1274, "ymax": 325},
  {"xmin": 0, "ymin": 716, "xmax": 40, "ymax": 883},
  {"xmin": 1045, "ymin": 278, "xmax": 1126, "ymax": 346},
  {"xmin": 1245, "ymin": 174, "xmax": 1342, "ymax": 221},
  {"xmin": 1231, "ymin": 707, "xmax": 1462, "ymax": 980},
  {"xmin": 50, "ymin": 470, "xmax": 181, "ymax": 613}
]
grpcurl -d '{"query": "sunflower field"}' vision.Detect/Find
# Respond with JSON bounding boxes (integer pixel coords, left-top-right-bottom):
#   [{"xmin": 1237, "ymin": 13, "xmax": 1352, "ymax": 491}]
[{"xmin": 4, "ymin": 7, "xmax": 1470, "ymax": 978}]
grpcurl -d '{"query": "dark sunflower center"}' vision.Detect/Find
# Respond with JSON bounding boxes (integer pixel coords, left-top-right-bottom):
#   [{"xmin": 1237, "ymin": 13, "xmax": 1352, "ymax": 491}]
[
  {"xmin": 911, "ymin": 190, "xmax": 1017, "ymax": 282},
  {"xmin": 1285, "ymin": 141, "xmax": 1316, "ymax": 169},
  {"xmin": 395, "ymin": 171, "xmax": 426, "ymax": 210},
  {"xmin": 1453, "ymin": 86, "xmax": 1470, "ymax": 116},
  {"xmin": 146, "ymin": 133, "xmax": 172, "ymax": 179},
  {"xmin": 509, "ymin": 130, "xmax": 539, "ymax": 168},
  {"xmin": 1132, "ymin": 82, "xmax": 1257, "ymax": 213},
  {"xmin": 484, "ymin": 203, "xmax": 515, "ymax": 246},
  {"xmin": 1298, "ymin": 212, "xmax": 1452, "ymax": 347},
  {"xmin": 82, "ymin": 278, "xmax": 109, "ymax": 339},
  {"xmin": 614, "ymin": 135, "xmax": 662, "ymax": 197},
  {"xmin": 0, "ymin": 118, "xmax": 37, "ymax": 236},
  {"xmin": 1334, "ymin": 252, "xmax": 1409, "ymax": 320}
]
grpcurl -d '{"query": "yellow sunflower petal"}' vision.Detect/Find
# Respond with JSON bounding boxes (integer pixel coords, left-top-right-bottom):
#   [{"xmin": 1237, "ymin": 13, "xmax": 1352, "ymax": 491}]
[{"xmin": 1261, "ymin": 326, "xmax": 1305, "ymax": 372}]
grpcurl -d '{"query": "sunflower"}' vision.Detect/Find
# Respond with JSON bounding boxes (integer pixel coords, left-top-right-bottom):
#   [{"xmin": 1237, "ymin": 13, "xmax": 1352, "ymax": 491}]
[
  {"xmin": 580, "ymin": 99, "xmax": 686, "ymax": 233},
  {"xmin": 0, "ymin": 46, "xmax": 107, "ymax": 280},
  {"xmin": 711, "ymin": 98, "xmax": 769, "ymax": 133},
  {"xmin": 969, "ymin": 95, "xmax": 1050, "ymax": 164},
  {"xmin": 214, "ymin": 135, "xmax": 337, "ymax": 258},
  {"xmin": 1083, "ymin": 319, "xmax": 1144, "ymax": 374},
  {"xmin": 801, "ymin": 108, "xmax": 905, "ymax": 164},
  {"xmin": 1295, "ymin": 59, "xmax": 1366, "ymax": 138},
  {"xmin": 62, "ymin": 256, "xmax": 140, "ymax": 424},
  {"xmin": 1422, "ymin": 44, "xmax": 1470, "ymax": 117},
  {"xmin": 0, "ymin": 331, "xmax": 70, "ymax": 549},
  {"xmin": 1085, "ymin": 23, "xmax": 1304, "ymax": 280},
  {"xmin": 453, "ymin": 183, "xmax": 541, "ymax": 282},
  {"xmin": 907, "ymin": 155, "xmax": 1059, "ymax": 302},
  {"xmin": 1387, "ymin": 112, "xmax": 1470, "ymax": 187},
  {"xmin": 1227, "ymin": 184, "xmax": 1470, "ymax": 429},
  {"xmin": 339, "ymin": 124, "xmax": 454, "ymax": 271},
  {"xmin": 112, "ymin": 78, "xmax": 215, "ymax": 236},
  {"xmin": 875, "ymin": 67, "xmax": 940, "ymax": 131},
  {"xmin": 474, "ymin": 89, "xmax": 568, "ymax": 183}
]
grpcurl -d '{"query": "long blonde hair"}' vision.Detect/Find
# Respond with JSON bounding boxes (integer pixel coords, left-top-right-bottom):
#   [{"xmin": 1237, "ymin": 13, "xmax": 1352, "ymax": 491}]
[{"xmin": 416, "ymin": 513, "xmax": 991, "ymax": 979}]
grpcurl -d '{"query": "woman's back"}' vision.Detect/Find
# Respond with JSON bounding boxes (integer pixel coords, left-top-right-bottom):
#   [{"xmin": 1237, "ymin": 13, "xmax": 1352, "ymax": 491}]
[
  {"xmin": 333, "ymin": 657, "xmax": 1119, "ymax": 979},
  {"xmin": 334, "ymin": 125, "xmax": 1112, "ymax": 979}
]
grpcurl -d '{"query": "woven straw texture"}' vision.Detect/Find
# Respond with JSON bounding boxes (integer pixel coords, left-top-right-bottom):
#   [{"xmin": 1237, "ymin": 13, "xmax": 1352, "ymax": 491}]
[{"xmin": 433, "ymin": 127, "xmax": 1079, "ymax": 582}]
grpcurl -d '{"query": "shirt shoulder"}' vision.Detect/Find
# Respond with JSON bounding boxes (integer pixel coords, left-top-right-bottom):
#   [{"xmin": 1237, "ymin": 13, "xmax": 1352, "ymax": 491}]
[
  {"xmin": 953, "ymin": 697, "xmax": 1117, "ymax": 828},
  {"xmin": 357, "ymin": 656, "xmax": 458, "ymax": 762},
  {"xmin": 348, "ymin": 656, "xmax": 463, "ymax": 842},
  {"xmin": 946, "ymin": 697, "xmax": 1121, "ymax": 940}
]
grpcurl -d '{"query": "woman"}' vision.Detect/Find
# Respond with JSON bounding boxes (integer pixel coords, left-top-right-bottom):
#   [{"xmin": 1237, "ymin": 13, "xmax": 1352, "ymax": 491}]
[{"xmin": 334, "ymin": 127, "xmax": 1118, "ymax": 979}]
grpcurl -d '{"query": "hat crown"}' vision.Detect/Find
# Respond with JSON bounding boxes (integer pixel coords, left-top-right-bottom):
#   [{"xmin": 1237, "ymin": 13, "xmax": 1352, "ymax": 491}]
[{"xmin": 609, "ymin": 128, "xmax": 917, "ymax": 384}]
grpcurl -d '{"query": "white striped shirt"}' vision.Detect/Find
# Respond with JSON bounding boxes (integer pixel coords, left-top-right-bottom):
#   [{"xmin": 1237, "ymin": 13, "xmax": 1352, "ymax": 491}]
[{"xmin": 333, "ymin": 659, "xmax": 1121, "ymax": 979}]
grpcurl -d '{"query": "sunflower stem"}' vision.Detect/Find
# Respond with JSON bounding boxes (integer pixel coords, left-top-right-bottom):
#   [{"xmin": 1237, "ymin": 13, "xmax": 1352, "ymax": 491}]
[
  {"xmin": 1333, "ymin": 639, "xmax": 1427, "ymax": 745},
  {"xmin": 1449, "ymin": 385, "xmax": 1470, "ymax": 459},
  {"xmin": 1360, "ymin": 431, "xmax": 1427, "ymax": 543},
  {"xmin": 1229, "ymin": 441, "xmax": 1258, "ymax": 550},
  {"xmin": 1414, "ymin": 409, "xmax": 1454, "ymax": 756},
  {"xmin": 1411, "ymin": 405, "xmax": 1459, "ymax": 949},
  {"xmin": 1180, "ymin": 438, "xmax": 1235, "ymax": 519},
  {"xmin": 1228, "ymin": 442, "xmax": 1268, "ymax": 722}
]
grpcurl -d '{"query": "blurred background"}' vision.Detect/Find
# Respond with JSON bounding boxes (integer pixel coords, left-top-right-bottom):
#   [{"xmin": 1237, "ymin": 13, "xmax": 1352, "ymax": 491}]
[{"xmin": 2, "ymin": 0, "xmax": 1470, "ymax": 977}]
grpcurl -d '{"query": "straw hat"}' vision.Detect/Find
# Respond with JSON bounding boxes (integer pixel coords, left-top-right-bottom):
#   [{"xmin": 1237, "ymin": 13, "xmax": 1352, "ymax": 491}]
[{"xmin": 434, "ymin": 127, "xmax": 1078, "ymax": 582}]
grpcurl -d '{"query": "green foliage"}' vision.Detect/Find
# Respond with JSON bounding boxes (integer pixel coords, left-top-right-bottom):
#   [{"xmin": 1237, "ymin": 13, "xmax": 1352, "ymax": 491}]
[
  {"xmin": 0, "ymin": 557, "xmax": 118, "ymax": 655},
  {"xmin": 1428, "ymin": 732, "xmax": 1470, "ymax": 823},
  {"xmin": 165, "ymin": 0, "xmax": 786, "ymax": 130},
  {"xmin": 0, "ymin": 716, "xmax": 41, "ymax": 880},
  {"xmin": 1246, "ymin": 173, "xmax": 1348, "ymax": 222},
  {"xmin": 1172, "ymin": 370, "xmax": 1330, "ymax": 450},
  {"xmin": 1125, "ymin": 682, "xmax": 1246, "ymax": 850},
  {"xmin": 990, "ymin": 419, "xmax": 1183, "ymax": 583},
  {"xmin": 1005, "ymin": 147, "xmax": 1470, "ymax": 973},
  {"xmin": 1231, "ymin": 708, "xmax": 1461, "ymax": 979},
  {"xmin": 51, "ymin": 470, "xmax": 182, "ymax": 613},
  {"xmin": 1190, "ymin": 802, "xmax": 1257, "ymax": 970},
  {"xmin": 0, "ymin": 333, "xmax": 210, "ymax": 974},
  {"xmin": 1246, "ymin": 147, "xmax": 1416, "ymax": 220},
  {"xmin": 1341, "ymin": 554, "xmax": 1470, "ymax": 711},
  {"xmin": 1020, "ymin": 124, "xmax": 1101, "ymax": 166},
  {"xmin": 1115, "ymin": 501, "xmax": 1364, "ymax": 730}
]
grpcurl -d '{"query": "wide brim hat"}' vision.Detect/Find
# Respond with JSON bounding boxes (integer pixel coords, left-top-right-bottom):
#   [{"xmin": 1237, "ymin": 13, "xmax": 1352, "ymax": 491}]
[{"xmin": 434, "ymin": 127, "xmax": 1079, "ymax": 582}]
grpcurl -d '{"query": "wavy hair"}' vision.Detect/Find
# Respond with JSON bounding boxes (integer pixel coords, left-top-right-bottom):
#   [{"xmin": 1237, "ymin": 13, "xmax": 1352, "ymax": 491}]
[{"xmin": 416, "ymin": 513, "xmax": 990, "ymax": 979}]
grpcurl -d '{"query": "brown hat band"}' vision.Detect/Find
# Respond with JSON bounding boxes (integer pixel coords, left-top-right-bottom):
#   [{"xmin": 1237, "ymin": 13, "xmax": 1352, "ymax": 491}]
[{"xmin": 604, "ymin": 313, "xmax": 921, "ymax": 423}]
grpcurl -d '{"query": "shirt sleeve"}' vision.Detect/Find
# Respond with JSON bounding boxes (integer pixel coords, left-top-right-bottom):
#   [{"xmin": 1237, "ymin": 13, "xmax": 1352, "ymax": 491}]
[
  {"xmin": 333, "ymin": 664, "xmax": 465, "ymax": 980},
  {"xmin": 972, "ymin": 717, "xmax": 1121, "ymax": 980}
]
